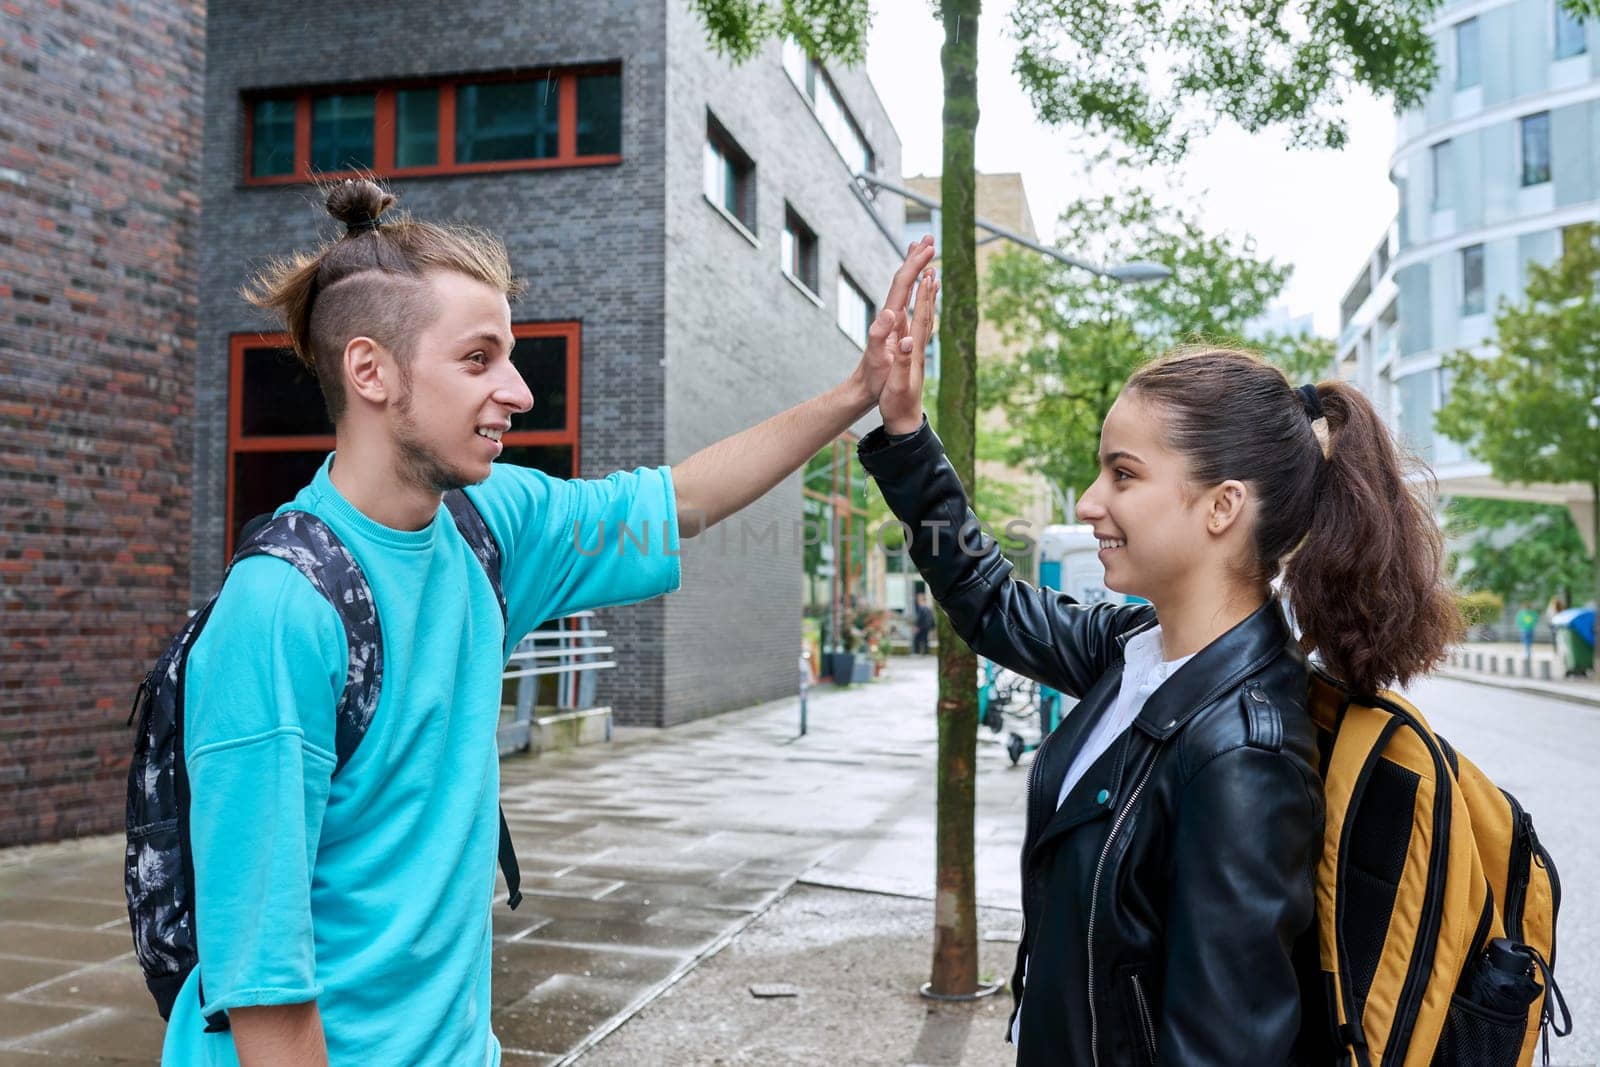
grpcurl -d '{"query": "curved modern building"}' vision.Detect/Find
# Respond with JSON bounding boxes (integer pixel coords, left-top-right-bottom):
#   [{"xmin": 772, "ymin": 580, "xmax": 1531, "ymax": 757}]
[{"xmin": 1338, "ymin": 0, "xmax": 1599, "ymax": 544}]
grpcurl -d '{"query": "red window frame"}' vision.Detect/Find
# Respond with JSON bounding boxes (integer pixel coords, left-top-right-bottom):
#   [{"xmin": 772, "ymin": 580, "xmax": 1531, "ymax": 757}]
[
  {"xmin": 243, "ymin": 66, "xmax": 622, "ymax": 185},
  {"xmin": 226, "ymin": 322, "xmax": 582, "ymax": 557},
  {"xmin": 501, "ymin": 320, "xmax": 582, "ymax": 472}
]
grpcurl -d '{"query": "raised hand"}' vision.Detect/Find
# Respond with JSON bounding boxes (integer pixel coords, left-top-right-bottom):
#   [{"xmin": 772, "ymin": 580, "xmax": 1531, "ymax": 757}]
[
  {"xmin": 880, "ymin": 256, "xmax": 938, "ymax": 435},
  {"xmin": 859, "ymin": 236, "xmax": 936, "ymax": 404}
]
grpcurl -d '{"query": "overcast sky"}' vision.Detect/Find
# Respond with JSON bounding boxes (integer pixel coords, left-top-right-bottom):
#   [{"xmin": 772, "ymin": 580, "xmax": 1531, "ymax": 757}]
[{"xmin": 862, "ymin": 1, "xmax": 1403, "ymax": 337}]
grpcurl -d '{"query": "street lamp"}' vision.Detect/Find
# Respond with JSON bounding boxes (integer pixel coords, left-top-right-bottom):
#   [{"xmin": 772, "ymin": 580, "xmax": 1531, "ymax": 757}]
[
  {"xmin": 1106, "ymin": 260, "xmax": 1173, "ymax": 284},
  {"xmin": 850, "ymin": 173, "xmax": 1173, "ymax": 284}
]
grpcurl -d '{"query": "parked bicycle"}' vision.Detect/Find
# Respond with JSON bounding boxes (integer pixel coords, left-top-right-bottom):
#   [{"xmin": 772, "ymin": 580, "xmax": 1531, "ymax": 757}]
[{"xmin": 978, "ymin": 659, "xmax": 1069, "ymax": 765}]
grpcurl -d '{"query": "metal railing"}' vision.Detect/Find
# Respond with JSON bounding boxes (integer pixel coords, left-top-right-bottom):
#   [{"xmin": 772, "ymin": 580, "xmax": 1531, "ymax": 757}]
[{"xmin": 498, "ymin": 611, "xmax": 615, "ymax": 755}]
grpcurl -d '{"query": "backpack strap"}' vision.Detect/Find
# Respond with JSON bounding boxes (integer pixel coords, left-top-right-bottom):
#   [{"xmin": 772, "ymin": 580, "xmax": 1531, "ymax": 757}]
[
  {"xmin": 232, "ymin": 511, "xmax": 382, "ymax": 774},
  {"xmin": 443, "ymin": 489, "xmax": 507, "ymax": 629},
  {"xmin": 442, "ymin": 489, "xmax": 523, "ymax": 911}
]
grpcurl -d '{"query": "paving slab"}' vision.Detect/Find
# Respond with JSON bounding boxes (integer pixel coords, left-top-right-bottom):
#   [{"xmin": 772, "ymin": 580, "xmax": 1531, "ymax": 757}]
[
  {"xmin": 573, "ymin": 884, "xmax": 1020, "ymax": 1067},
  {"xmin": 0, "ymin": 656, "xmax": 1030, "ymax": 1063}
]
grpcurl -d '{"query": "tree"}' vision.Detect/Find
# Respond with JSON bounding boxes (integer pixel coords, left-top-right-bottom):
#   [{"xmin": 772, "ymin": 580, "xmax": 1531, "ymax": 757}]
[
  {"xmin": 929, "ymin": 0, "xmax": 984, "ymax": 998},
  {"xmin": 1436, "ymin": 230, "xmax": 1600, "ymax": 609},
  {"xmin": 689, "ymin": 0, "xmax": 871, "ymax": 63},
  {"xmin": 694, "ymin": 0, "xmax": 1471, "ymax": 1000},
  {"xmin": 1444, "ymin": 497, "xmax": 1592, "ymax": 614},
  {"xmin": 1010, "ymin": 0, "xmax": 1442, "ymax": 162},
  {"xmin": 982, "ymin": 190, "xmax": 1329, "ymax": 495}
]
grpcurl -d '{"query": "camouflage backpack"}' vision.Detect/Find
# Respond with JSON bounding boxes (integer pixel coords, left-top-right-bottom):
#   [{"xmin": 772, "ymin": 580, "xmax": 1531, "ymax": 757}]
[{"xmin": 124, "ymin": 491, "xmax": 523, "ymax": 1030}]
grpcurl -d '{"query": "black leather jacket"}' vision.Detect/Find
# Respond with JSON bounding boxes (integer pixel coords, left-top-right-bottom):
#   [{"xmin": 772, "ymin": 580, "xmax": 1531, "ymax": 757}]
[{"xmin": 859, "ymin": 420, "xmax": 1327, "ymax": 1066}]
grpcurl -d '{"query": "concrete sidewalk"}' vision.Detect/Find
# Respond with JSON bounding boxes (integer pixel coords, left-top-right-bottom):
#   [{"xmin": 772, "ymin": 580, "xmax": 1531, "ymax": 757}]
[
  {"xmin": 0, "ymin": 655, "xmax": 1029, "ymax": 1065},
  {"xmin": 1438, "ymin": 641, "xmax": 1600, "ymax": 709}
]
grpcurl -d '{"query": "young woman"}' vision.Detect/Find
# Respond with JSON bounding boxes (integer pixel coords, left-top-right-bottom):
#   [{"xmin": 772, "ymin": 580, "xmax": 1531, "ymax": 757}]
[{"xmin": 859, "ymin": 273, "xmax": 1461, "ymax": 1065}]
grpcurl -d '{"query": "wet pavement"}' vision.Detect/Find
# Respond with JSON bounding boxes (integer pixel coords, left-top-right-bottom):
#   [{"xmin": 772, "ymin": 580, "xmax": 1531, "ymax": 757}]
[
  {"xmin": 577, "ymin": 883, "xmax": 1022, "ymax": 1067},
  {"xmin": 0, "ymin": 655, "xmax": 1030, "ymax": 1064}
]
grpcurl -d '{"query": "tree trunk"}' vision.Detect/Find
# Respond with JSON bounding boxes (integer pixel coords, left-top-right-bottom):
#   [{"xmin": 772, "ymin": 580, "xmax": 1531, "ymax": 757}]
[{"xmin": 930, "ymin": 0, "xmax": 981, "ymax": 997}]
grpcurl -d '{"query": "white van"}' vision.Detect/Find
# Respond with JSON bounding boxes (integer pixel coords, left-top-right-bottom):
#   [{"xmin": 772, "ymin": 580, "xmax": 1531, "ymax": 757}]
[{"xmin": 1035, "ymin": 524, "xmax": 1144, "ymax": 607}]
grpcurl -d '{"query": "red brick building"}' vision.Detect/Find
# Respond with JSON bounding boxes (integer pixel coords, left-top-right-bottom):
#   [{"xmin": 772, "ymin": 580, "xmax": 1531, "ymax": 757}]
[{"xmin": 0, "ymin": 0, "xmax": 205, "ymax": 846}]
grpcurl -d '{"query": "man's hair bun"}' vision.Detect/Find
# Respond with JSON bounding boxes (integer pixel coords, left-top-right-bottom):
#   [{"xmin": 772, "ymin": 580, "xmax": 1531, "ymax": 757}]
[{"xmin": 325, "ymin": 178, "xmax": 396, "ymax": 235}]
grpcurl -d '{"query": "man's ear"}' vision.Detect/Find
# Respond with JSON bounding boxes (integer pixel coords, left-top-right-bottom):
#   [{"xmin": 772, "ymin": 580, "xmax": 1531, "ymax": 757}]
[
  {"xmin": 344, "ymin": 336, "xmax": 392, "ymax": 406},
  {"xmin": 1205, "ymin": 479, "xmax": 1249, "ymax": 537}
]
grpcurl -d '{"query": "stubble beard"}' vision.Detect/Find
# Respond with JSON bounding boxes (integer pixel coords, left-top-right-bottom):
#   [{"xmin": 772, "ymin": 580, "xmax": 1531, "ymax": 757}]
[{"xmin": 393, "ymin": 385, "xmax": 477, "ymax": 495}]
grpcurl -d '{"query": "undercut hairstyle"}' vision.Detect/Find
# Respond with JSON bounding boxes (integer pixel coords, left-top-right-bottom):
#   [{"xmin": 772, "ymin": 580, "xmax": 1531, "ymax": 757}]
[
  {"xmin": 242, "ymin": 178, "xmax": 524, "ymax": 421},
  {"xmin": 1125, "ymin": 346, "xmax": 1464, "ymax": 698}
]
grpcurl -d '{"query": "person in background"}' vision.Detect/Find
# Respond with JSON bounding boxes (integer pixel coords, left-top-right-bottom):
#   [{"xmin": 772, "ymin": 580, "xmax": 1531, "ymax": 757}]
[
  {"xmin": 1516, "ymin": 602, "xmax": 1540, "ymax": 658},
  {"xmin": 912, "ymin": 590, "xmax": 935, "ymax": 654}
]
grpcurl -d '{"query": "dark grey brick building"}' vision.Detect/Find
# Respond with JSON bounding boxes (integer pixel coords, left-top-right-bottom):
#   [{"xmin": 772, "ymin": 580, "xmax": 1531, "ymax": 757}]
[{"xmin": 198, "ymin": 1, "xmax": 904, "ymax": 727}]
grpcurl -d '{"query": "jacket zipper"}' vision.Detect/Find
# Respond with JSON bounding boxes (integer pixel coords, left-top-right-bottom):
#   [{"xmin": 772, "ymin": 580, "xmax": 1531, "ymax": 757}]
[
  {"xmin": 1130, "ymin": 973, "xmax": 1157, "ymax": 1063},
  {"xmin": 1012, "ymin": 723, "xmax": 1058, "ymax": 1028},
  {"xmin": 1087, "ymin": 756, "xmax": 1157, "ymax": 1067}
]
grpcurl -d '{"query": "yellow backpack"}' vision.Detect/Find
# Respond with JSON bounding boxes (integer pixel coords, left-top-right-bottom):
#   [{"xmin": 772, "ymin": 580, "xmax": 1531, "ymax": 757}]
[{"xmin": 1308, "ymin": 670, "xmax": 1572, "ymax": 1066}]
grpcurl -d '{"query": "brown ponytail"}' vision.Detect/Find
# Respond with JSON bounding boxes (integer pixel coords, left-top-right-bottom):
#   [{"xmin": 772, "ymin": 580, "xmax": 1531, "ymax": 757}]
[
  {"xmin": 1282, "ymin": 378, "xmax": 1464, "ymax": 696},
  {"xmin": 1126, "ymin": 347, "xmax": 1463, "ymax": 698},
  {"xmin": 241, "ymin": 177, "xmax": 523, "ymax": 421}
]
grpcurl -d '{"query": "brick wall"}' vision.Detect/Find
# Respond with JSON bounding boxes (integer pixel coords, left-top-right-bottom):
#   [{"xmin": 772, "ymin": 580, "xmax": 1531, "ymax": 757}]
[
  {"xmin": 0, "ymin": 0, "xmax": 205, "ymax": 845},
  {"xmin": 660, "ymin": 9, "xmax": 904, "ymax": 725}
]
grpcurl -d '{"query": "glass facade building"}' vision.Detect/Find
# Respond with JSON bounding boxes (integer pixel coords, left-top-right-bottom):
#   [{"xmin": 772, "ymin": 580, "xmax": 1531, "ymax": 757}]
[{"xmin": 1338, "ymin": 0, "xmax": 1598, "ymax": 525}]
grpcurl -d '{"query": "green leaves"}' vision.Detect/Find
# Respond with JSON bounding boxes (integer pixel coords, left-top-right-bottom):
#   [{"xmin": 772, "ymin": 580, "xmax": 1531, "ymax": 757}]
[
  {"xmin": 1435, "ymin": 228, "xmax": 1600, "ymax": 607},
  {"xmin": 689, "ymin": 0, "xmax": 874, "ymax": 64},
  {"xmin": 1436, "ymin": 229, "xmax": 1600, "ymax": 491},
  {"xmin": 979, "ymin": 189, "xmax": 1315, "ymax": 495},
  {"xmin": 1010, "ymin": 0, "xmax": 1441, "ymax": 162},
  {"xmin": 1444, "ymin": 498, "xmax": 1592, "ymax": 609}
]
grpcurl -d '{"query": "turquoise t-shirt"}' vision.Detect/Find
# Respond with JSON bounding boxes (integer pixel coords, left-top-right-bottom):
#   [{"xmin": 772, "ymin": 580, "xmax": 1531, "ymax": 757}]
[{"xmin": 162, "ymin": 456, "xmax": 679, "ymax": 1065}]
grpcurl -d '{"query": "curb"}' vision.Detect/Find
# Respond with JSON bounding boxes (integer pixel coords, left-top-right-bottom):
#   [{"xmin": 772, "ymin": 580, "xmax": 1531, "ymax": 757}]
[
  {"xmin": 549, "ymin": 876, "xmax": 802, "ymax": 1067},
  {"xmin": 1432, "ymin": 667, "xmax": 1600, "ymax": 710}
]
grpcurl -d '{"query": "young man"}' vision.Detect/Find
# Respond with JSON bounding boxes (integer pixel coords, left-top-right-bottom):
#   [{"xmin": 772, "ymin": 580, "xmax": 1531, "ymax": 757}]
[{"xmin": 166, "ymin": 179, "xmax": 936, "ymax": 1065}]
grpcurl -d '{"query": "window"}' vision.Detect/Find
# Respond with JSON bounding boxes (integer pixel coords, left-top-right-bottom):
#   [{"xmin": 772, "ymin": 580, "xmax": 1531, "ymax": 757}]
[
  {"xmin": 1455, "ymin": 19, "xmax": 1481, "ymax": 89},
  {"xmin": 1397, "ymin": 370, "xmax": 1437, "ymax": 463},
  {"xmin": 576, "ymin": 72, "xmax": 621, "ymax": 156},
  {"xmin": 703, "ymin": 115, "xmax": 756, "ymax": 233},
  {"xmin": 1556, "ymin": 5, "xmax": 1587, "ymax": 58},
  {"xmin": 496, "ymin": 323, "xmax": 582, "ymax": 479},
  {"xmin": 1430, "ymin": 140, "xmax": 1452, "ymax": 210},
  {"xmin": 1521, "ymin": 111, "xmax": 1552, "ymax": 186},
  {"xmin": 395, "ymin": 88, "xmax": 440, "ymax": 168},
  {"xmin": 782, "ymin": 206, "xmax": 819, "ymax": 295},
  {"xmin": 251, "ymin": 98, "xmax": 296, "ymax": 177},
  {"xmin": 1461, "ymin": 244, "xmax": 1486, "ymax": 315},
  {"xmin": 243, "ymin": 67, "xmax": 622, "ymax": 182},
  {"xmin": 227, "ymin": 323, "xmax": 581, "ymax": 556},
  {"xmin": 311, "ymin": 93, "xmax": 376, "ymax": 172},
  {"xmin": 226, "ymin": 337, "xmax": 335, "ymax": 557},
  {"xmin": 837, "ymin": 270, "xmax": 873, "ymax": 348},
  {"xmin": 782, "ymin": 37, "xmax": 816, "ymax": 99},
  {"xmin": 456, "ymin": 80, "xmax": 559, "ymax": 163},
  {"xmin": 781, "ymin": 39, "xmax": 875, "ymax": 175}
]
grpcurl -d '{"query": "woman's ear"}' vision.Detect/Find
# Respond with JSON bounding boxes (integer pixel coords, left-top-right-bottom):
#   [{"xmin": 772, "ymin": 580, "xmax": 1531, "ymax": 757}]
[{"xmin": 1205, "ymin": 479, "xmax": 1249, "ymax": 536}]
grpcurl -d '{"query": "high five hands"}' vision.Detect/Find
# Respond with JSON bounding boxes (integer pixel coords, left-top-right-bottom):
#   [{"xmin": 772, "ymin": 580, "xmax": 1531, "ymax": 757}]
[{"xmin": 859, "ymin": 234, "xmax": 939, "ymax": 436}]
